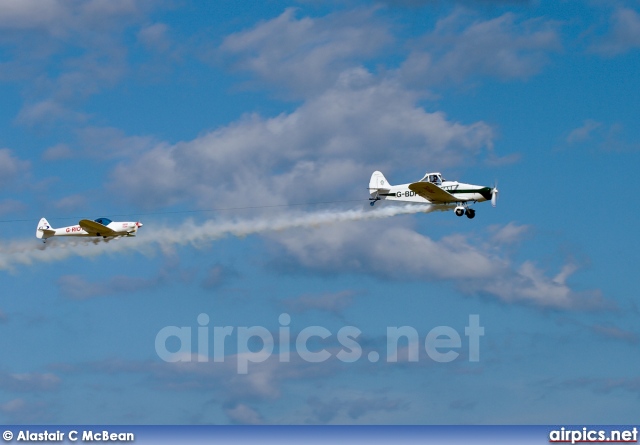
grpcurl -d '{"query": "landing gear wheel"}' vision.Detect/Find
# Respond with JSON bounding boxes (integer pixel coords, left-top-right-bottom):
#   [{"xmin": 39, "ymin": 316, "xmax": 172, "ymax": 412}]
[
  {"xmin": 465, "ymin": 208, "xmax": 475, "ymax": 219},
  {"xmin": 455, "ymin": 207, "xmax": 465, "ymax": 217},
  {"xmin": 370, "ymin": 201, "xmax": 375, "ymax": 206}
]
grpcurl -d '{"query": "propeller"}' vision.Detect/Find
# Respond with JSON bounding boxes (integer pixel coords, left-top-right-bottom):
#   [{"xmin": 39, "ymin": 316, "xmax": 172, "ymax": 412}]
[
  {"xmin": 136, "ymin": 221, "xmax": 143, "ymax": 228},
  {"xmin": 491, "ymin": 181, "xmax": 499, "ymax": 208}
]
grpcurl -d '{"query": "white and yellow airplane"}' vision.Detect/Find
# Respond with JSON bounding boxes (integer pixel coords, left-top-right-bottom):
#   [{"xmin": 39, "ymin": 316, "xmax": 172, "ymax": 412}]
[
  {"xmin": 36, "ymin": 217, "xmax": 143, "ymax": 242},
  {"xmin": 368, "ymin": 171, "xmax": 498, "ymax": 219}
]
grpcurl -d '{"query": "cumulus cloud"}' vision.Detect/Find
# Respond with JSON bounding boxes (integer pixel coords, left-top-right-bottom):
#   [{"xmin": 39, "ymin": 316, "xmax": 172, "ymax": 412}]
[
  {"xmin": 268, "ymin": 221, "xmax": 604, "ymax": 309},
  {"xmin": 0, "ymin": 0, "xmax": 159, "ymax": 125},
  {"xmin": 488, "ymin": 222, "xmax": 531, "ymax": 245},
  {"xmin": 42, "ymin": 143, "xmax": 74, "ymax": 161},
  {"xmin": 110, "ymin": 70, "xmax": 493, "ymax": 210},
  {"xmin": 272, "ymin": 223, "xmax": 501, "ymax": 280},
  {"xmin": 471, "ymin": 261, "xmax": 604, "ymax": 309},
  {"xmin": 220, "ymin": 8, "xmax": 391, "ymax": 96},
  {"xmin": 75, "ymin": 126, "xmax": 158, "ymax": 159},
  {"xmin": 0, "ymin": 149, "xmax": 30, "ymax": 187},
  {"xmin": 137, "ymin": 23, "xmax": 171, "ymax": 52},
  {"xmin": 0, "ymin": 0, "xmax": 151, "ymax": 35},
  {"xmin": 590, "ymin": 7, "xmax": 640, "ymax": 56},
  {"xmin": 397, "ymin": 9, "xmax": 561, "ymax": 86}
]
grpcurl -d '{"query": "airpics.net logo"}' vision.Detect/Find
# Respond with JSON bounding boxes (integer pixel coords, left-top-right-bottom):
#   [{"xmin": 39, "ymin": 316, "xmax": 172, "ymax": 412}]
[{"xmin": 155, "ymin": 314, "xmax": 484, "ymax": 374}]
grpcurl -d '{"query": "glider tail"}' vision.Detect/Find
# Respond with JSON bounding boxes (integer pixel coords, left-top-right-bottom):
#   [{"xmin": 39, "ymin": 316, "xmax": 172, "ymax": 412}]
[{"xmin": 36, "ymin": 217, "xmax": 55, "ymax": 239}]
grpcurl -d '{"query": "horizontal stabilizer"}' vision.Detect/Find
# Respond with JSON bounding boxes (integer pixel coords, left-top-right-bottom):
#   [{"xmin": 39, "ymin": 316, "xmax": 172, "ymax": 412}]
[{"xmin": 36, "ymin": 228, "xmax": 55, "ymax": 239}]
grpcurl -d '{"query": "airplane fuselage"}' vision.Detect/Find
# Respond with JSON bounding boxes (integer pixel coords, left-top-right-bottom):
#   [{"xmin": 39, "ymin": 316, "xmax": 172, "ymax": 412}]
[
  {"xmin": 379, "ymin": 181, "xmax": 492, "ymax": 205},
  {"xmin": 36, "ymin": 217, "xmax": 143, "ymax": 240},
  {"xmin": 43, "ymin": 222, "xmax": 139, "ymax": 237}
]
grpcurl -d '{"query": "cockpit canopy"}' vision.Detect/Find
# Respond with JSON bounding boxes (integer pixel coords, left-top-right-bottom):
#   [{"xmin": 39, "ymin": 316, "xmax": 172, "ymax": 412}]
[
  {"xmin": 94, "ymin": 217, "xmax": 113, "ymax": 226},
  {"xmin": 420, "ymin": 172, "xmax": 444, "ymax": 185}
]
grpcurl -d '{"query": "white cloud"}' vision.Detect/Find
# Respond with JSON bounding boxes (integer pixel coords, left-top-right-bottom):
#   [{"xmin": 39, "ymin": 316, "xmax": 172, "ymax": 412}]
[
  {"xmin": 0, "ymin": 0, "xmax": 151, "ymax": 35},
  {"xmin": 488, "ymin": 222, "xmax": 531, "ymax": 245},
  {"xmin": 224, "ymin": 403, "xmax": 265, "ymax": 425},
  {"xmin": 137, "ymin": 23, "xmax": 171, "ymax": 52},
  {"xmin": 42, "ymin": 143, "xmax": 73, "ymax": 161},
  {"xmin": 110, "ymin": 71, "xmax": 493, "ymax": 209},
  {"xmin": 272, "ymin": 223, "xmax": 501, "ymax": 280},
  {"xmin": 268, "ymin": 221, "xmax": 604, "ymax": 309},
  {"xmin": 15, "ymin": 100, "xmax": 88, "ymax": 126},
  {"xmin": 75, "ymin": 126, "xmax": 158, "ymax": 159},
  {"xmin": 397, "ymin": 9, "xmax": 561, "ymax": 86},
  {"xmin": 591, "ymin": 7, "xmax": 640, "ymax": 56},
  {"xmin": 0, "ymin": 149, "xmax": 30, "ymax": 187},
  {"xmin": 0, "ymin": 0, "xmax": 158, "ymax": 125},
  {"xmin": 220, "ymin": 8, "xmax": 391, "ymax": 96},
  {"xmin": 567, "ymin": 120, "xmax": 602, "ymax": 144},
  {"xmin": 472, "ymin": 261, "xmax": 604, "ymax": 309}
]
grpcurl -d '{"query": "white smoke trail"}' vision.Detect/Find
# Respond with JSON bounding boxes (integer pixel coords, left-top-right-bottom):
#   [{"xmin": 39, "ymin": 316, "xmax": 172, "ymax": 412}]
[{"xmin": 0, "ymin": 204, "xmax": 434, "ymax": 270}]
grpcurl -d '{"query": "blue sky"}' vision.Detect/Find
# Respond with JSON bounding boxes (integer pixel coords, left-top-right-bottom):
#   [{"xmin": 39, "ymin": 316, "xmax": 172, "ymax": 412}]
[{"xmin": 0, "ymin": 0, "xmax": 639, "ymax": 425}]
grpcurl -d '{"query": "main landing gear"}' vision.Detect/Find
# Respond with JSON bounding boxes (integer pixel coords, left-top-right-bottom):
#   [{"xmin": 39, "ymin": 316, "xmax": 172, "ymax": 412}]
[{"xmin": 455, "ymin": 206, "xmax": 475, "ymax": 219}]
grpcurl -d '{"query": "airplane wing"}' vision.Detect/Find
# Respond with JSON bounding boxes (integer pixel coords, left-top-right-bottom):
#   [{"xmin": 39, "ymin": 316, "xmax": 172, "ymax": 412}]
[
  {"xmin": 408, "ymin": 182, "xmax": 459, "ymax": 203},
  {"xmin": 78, "ymin": 219, "xmax": 119, "ymax": 236}
]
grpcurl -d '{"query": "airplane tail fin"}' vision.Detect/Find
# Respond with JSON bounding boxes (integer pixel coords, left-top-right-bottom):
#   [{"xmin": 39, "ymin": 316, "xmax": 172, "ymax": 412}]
[
  {"xmin": 36, "ymin": 217, "xmax": 55, "ymax": 239},
  {"xmin": 369, "ymin": 171, "xmax": 391, "ymax": 196}
]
